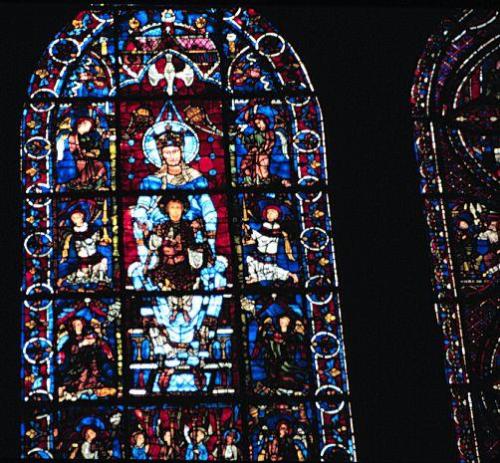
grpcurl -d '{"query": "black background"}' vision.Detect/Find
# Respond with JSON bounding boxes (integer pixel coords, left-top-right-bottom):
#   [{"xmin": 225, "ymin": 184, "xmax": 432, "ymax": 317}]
[{"xmin": 0, "ymin": 2, "xmax": 460, "ymax": 461}]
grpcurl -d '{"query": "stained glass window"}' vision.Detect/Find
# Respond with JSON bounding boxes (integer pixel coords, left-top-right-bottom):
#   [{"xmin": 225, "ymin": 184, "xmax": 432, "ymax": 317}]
[
  {"xmin": 411, "ymin": 10, "xmax": 499, "ymax": 463},
  {"xmin": 20, "ymin": 6, "xmax": 357, "ymax": 461}
]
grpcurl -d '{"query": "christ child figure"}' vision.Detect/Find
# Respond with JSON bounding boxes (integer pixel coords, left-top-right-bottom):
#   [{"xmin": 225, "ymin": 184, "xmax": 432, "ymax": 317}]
[{"xmin": 146, "ymin": 198, "xmax": 202, "ymax": 322}]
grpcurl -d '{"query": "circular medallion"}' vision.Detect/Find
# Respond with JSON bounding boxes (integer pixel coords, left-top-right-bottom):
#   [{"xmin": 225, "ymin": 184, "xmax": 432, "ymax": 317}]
[
  {"xmin": 315, "ymin": 385, "xmax": 345, "ymax": 415},
  {"xmin": 300, "ymin": 227, "xmax": 330, "ymax": 251},
  {"xmin": 286, "ymin": 95, "xmax": 311, "ymax": 107},
  {"xmin": 23, "ymin": 337, "xmax": 53, "ymax": 365},
  {"xmin": 29, "ymin": 89, "xmax": 57, "ymax": 112},
  {"xmin": 27, "ymin": 448, "xmax": 54, "ymax": 459},
  {"xmin": 311, "ymin": 332, "xmax": 340, "ymax": 359},
  {"xmin": 296, "ymin": 176, "xmax": 322, "ymax": 203},
  {"xmin": 24, "ymin": 137, "xmax": 51, "ymax": 160},
  {"xmin": 256, "ymin": 33, "xmax": 286, "ymax": 57},
  {"xmin": 25, "ymin": 284, "xmax": 54, "ymax": 312},
  {"xmin": 24, "ymin": 232, "xmax": 53, "ymax": 257},
  {"xmin": 26, "ymin": 185, "xmax": 52, "ymax": 208},
  {"xmin": 305, "ymin": 275, "xmax": 333, "ymax": 305},
  {"xmin": 293, "ymin": 129, "xmax": 321, "ymax": 153},
  {"xmin": 48, "ymin": 38, "xmax": 81, "ymax": 64},
  {"xmin": 320, "ymin": 444, "xmax": 351, "ymax": 462}
]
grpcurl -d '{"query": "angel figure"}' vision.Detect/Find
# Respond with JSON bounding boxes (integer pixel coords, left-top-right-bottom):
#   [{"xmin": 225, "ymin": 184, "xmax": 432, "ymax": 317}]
[
  {"xmin": 238, "ymin": 109, "xmax": 291, "ymax": 187},
  {"xmin": 56, "ymin": 115, "xmax": 111, "ymax": 191},
  {"xmin": 57, "ymin": 200, "xmax": 112, "ymax": 290},
  {"xmin": 122, "ymin": 105, "xmax": 155, "ymax": 141},
  {"xmin": 242, "ymin": 205, "xmax": 299, "ymax": 285}
]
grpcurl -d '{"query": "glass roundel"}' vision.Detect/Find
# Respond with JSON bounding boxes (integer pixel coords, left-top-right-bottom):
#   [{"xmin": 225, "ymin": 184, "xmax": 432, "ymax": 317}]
[{"xmin": 20, "ymin": 6, "xmax": 356, "ymax": 461}]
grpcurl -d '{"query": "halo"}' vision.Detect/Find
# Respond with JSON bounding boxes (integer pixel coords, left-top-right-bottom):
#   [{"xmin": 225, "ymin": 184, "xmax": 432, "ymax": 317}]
[
  {"xmin": 76, "ymin": 416, "xmax": 106, "ymax": 432},
  {"xmin": 223, "ymin": 428, "xmax": 241, "ymax": 443},
  {"xmin": 142, "ymin": 120, "xmax": 199, "ymax": 168}
]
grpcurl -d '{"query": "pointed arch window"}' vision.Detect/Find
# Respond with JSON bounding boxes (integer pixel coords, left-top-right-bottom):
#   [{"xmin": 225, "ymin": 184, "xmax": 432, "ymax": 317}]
[
  {"xmin": 411, "ymin": 9, "xmax": 499, "ymax": 463},
  {"xmin": 20, "ymin": 6, "xmax": 357, "ymax": 461}
]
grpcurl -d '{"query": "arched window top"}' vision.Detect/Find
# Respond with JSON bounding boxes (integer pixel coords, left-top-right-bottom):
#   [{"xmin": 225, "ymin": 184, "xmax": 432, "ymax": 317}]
[
  {"xmin": 411, "ymin": 9, "xmax": 499, "ymax": 463},
  {"xmin": 28, "ymin": 7, "xmax": 313, "ymax": 100},
  {"xmin": 21, "ymin": 6, "xmax": 356, "ymax": 461},
  {"xmin": 411, "ymin": 9, "xmax": 499, "ymax": 194},
  {"xmin": 412, "ymin": 10, "xmax": 499, "ymax": 114}
]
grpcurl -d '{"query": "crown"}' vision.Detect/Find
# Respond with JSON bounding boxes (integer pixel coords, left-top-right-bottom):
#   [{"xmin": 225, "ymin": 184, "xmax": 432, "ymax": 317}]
[{"xmin": 153, "ymin": 124, "xmax": 185, "ymax": 150}]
